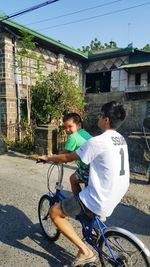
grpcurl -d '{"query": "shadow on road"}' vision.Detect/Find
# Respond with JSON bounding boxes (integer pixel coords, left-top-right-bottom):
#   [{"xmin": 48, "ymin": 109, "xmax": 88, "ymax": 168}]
[
  {"xmin": 0, "ymin": 204, "xmax": 73, "ymax": 266},
  {"xmin": 0, "ymin": 202, "xmax": 150, "ymax": 266},
  {"xmin": 107, "ymin": 203, "xmax": 150, "ymax": 237}
]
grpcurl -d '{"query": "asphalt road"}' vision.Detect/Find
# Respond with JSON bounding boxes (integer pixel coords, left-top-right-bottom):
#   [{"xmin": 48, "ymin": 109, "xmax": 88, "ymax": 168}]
[{"xmin": 0, "ymin": 152, "xmax": 150, "ymax": 267}]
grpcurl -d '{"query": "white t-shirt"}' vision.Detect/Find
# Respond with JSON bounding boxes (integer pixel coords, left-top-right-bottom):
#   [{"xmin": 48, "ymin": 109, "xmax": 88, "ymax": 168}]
[{"xmin": 76, "ymin": 130, "xmax": 129, "ymax": 217}]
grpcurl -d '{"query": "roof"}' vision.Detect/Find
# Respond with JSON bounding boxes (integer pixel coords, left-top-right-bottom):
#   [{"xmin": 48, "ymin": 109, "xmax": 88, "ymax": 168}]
[
  {"xmin": 119, "ymin": 61, "xmax": 150, "ymax": 69},
  {"xmin": 87, "ymin": 47, "xmax": 134, "ymax": 61},
  {"xmin": 1, "ymin": 17, "xmax": 150, "ymax": 65},
  {"xmin": 0, "ymin": 17, "xmax": 88, "ymax": 60}
]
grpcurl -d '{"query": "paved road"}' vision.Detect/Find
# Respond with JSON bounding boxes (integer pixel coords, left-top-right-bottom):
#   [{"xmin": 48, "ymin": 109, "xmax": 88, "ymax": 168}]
[{"xmin": 0, "ymin": 152, "xmax": 150, "ymax": 267}]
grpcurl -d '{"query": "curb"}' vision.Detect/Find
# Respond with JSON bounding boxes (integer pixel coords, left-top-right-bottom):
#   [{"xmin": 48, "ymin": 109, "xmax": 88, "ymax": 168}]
[{"xmin": 7, "ymin": 150, "xmax": 37, "ymax": 160}]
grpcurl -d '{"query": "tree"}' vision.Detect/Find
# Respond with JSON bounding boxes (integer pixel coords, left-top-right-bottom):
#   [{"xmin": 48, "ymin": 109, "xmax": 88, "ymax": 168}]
[
  {"xmin": 16, "ymin": 30, "xmax": 47, "ymax": 125},
  {"xmin": 142, "ymin": 44, "xmax": 150, "ymax": 52},
  {"xmin": 78, "ymin": 38, "xmax": 118, "ymax": 53},
  {"xmin": 31, "ymin": 69, "xmax": 85, "ymax": 125},
  {"xmin": 104, "ymin": 41, "xmax": 117, "ymax": 48}
]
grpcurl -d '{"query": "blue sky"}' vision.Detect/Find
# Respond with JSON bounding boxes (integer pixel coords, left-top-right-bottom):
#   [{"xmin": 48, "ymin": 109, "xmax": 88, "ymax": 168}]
[{"xmin": 0, "ymin": 0, "xmax": 150, "ymax": 50}]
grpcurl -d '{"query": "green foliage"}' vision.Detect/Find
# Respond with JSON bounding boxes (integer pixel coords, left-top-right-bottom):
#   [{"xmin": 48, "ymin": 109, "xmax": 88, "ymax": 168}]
[
  {"xmin": 142, "ymin": 44, "xmax": 150, "ymax": 52},
  {"xmin": 19, "ymin": 30, "xmax": 37, "ymax": 51},
  {"xmin": 78, "ymin": 38, "xmax": 117, "ymax": 53},
  {"xmin": 31, "ymin": 69, "xmax": 85, "ymax": 124},
  {"xmin": 16, "ymin": 30, "xmax": 47, "ymax": 125}
]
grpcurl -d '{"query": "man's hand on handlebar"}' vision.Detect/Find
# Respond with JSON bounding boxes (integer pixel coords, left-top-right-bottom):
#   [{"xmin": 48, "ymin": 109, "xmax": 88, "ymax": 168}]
[
  {"xmin": 31, "ymin": 154, "xmax": 48, "ymax": 164},
  {"xmin": 36, "ymin": 154, "xmax": 60, "ymax": 164},
  {"xmin": 36, "ymin": 156, "xmax": 48, "ymax": 164}
]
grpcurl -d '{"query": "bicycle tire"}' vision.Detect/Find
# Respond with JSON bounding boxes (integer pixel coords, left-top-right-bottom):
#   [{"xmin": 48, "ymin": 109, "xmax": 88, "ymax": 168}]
[
  {"xmin": 38, "ymin": 194, "xmax": 60, "ymax": 241},
  {"xmin": 98, "ymin": 230, "xmax": 150, "ymax": 266}
]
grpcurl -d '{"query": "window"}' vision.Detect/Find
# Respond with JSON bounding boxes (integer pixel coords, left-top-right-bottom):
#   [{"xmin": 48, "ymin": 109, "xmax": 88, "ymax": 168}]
[
  {"xmin": 86, "ymin": 72, "xmax": 111, "ymax": 93},
  {"xmin": 135, "ymin": 73, "xmax": 141, "ymax": 85}
]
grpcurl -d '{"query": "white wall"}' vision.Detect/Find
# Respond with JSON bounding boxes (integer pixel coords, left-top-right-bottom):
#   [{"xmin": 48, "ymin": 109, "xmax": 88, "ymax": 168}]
[
  {"xmin": 128, "ymin": 72, "xmax": 148, "ymax": 87},
  {"xmin": 111, "ymin": 69, "xmax": 128, "ymax": 91}
]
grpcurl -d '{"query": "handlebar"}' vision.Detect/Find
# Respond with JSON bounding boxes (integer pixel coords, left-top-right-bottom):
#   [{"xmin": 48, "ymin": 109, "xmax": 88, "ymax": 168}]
[{"xmin": 35, "ymin": 156, "xmax": 64, "ymax": 192}]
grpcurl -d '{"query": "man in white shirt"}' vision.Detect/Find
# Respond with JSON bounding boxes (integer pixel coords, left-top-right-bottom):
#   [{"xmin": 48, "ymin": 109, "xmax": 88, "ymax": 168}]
[{"xmin": 38, "ymin": 101, "xmax": 130, "ymax": 266}]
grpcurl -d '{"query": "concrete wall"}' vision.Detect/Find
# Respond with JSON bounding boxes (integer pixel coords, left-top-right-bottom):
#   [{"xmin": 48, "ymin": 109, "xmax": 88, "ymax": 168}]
[
  {"xmin": 84, "ymin": 91, "xmax": 126, "ymax": 133},
  {"xmin": 0, "ymin": 33, "xmax": 17, "ymax": 138},
  {"xmin": 84, "ymin": 92, "xmax": 149, "ymax": 132}
]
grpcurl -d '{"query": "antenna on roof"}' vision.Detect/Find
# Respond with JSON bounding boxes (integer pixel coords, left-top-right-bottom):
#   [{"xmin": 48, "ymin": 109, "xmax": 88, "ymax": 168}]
[{"xmin": 128, "ymin": 22, "xmax": 131, "ymax": 44}]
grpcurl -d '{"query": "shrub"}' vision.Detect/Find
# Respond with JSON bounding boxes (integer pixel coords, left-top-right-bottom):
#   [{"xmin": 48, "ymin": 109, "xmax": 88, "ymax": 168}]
[{"xmin": 31, "ymin": 69, "xmax": 85, "ymax": 124}]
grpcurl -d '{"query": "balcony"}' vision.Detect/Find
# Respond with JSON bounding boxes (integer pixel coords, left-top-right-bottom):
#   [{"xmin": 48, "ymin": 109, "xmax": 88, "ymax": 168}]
[{"xmin": 125, "ymin": 84, "xmax": 150, "ymax": 93}]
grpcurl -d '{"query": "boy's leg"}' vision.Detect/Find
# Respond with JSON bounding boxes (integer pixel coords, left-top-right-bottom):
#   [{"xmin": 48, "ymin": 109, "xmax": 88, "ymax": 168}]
[
  {"xmin": 49, "ymin": 201, "xmax": 94, "ymax": 262},
  {"xmin": 70, "ymin": 168, "xmax": 89, "ymax": 194},
  {"xmin": 70, "ymin": 172, "xmax": 82, "ymax": 194}
]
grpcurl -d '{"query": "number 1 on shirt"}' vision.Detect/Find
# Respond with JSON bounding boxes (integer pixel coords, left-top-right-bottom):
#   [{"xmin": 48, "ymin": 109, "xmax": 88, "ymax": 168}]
[{"xmin": 119, "ymin": 148, "xmax": 125, "ymax": 176}]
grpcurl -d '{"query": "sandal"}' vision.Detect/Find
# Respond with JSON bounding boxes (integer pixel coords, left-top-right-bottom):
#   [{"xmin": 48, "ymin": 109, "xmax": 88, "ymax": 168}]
[{"xmin": 71, "ymin": 254, "xmax": 96, "ymax": 266}]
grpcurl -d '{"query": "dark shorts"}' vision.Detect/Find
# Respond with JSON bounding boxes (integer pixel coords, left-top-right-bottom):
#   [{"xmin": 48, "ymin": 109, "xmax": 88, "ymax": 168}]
[
  {"xmin": 75, "ymin": 168, "xmax": 89, "ymax": 185},
  {"xmin": 61, "ymin": 195, "xmax": 93, "ymax": 218}
]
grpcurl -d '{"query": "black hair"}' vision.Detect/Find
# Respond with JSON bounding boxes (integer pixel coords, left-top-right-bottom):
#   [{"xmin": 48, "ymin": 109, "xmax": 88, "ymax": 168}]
[
  {"xmin": 63, "ymin": 112, "xmax": 82, "ymax": 125},
  {"xmin": 101, "ymin": 101, "xmax": 126, "ymax": 129}
]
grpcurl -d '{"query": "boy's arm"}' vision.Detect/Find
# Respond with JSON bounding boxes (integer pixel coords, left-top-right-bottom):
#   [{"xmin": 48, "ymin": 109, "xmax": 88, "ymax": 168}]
[{"xmin": 38, "ymin": 152, "xmax": 79, "ymax": 163}]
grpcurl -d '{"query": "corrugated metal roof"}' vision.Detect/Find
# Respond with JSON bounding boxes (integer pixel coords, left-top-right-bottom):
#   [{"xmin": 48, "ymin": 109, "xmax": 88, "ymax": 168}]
[
  {"xmin": 88, "ymin": 47, "xmax": 134, "ymax": 61},
  {"xmin": 119, "ymin": 61, "xmax": 150, "ymax": 69}
]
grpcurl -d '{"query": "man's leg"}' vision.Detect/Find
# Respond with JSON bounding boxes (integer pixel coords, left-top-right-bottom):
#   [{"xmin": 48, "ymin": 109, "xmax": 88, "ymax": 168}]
[{"xmin": 49, "ymin": 203, "xmax": 94, "ymax": 260}]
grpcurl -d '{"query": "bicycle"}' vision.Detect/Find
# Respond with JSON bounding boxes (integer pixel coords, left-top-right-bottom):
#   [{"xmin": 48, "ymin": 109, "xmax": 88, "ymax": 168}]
[{"xmin": 37, "ymin": 160, "xmax": 150, "ymax": 266}]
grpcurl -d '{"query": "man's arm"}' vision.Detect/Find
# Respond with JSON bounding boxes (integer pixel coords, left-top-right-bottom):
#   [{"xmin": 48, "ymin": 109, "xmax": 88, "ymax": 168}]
[
  {"xmin": 59, "ymin": 149, "xmax": 69, "ymax": 154},
  {"xmin": 38, "ymin": 152, "xmax": 79, "ymax": 163}
]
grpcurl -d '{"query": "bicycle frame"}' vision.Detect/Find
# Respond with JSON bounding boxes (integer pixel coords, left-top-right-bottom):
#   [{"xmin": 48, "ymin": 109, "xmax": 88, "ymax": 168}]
[{"xmin": 46, "ymin": 186, "xmax": 121, "ymax": 264}]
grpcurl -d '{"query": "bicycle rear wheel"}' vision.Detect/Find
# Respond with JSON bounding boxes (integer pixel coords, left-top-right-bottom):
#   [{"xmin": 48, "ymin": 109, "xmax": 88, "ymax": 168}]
[
  {"xmin": 38, "ymin": 194, "xmax": 60, "ymax": 241},
  {"xmin": 98, "ymin": 230, "xmax": 150, "ymax": 266}
]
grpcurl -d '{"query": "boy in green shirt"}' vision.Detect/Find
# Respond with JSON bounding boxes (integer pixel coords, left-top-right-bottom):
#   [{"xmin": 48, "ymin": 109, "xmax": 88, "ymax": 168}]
[{"xmin": 59, "ymin": 113, "xmax": 92, "ymax": 194}]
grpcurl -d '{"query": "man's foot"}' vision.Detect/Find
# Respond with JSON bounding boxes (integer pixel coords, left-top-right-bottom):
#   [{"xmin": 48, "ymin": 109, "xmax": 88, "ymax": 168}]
[{"xmin": 71, "ymin": 252, "xmax": 96, "ymax": 267}]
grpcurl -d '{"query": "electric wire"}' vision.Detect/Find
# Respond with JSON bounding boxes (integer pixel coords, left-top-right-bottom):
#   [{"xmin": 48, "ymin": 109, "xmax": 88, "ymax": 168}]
[
  {"xmin": 0, "ymin": 0, "xmax": 59, "ymax": 22},
  {"xmin": 36, "ymin": 1, "xmax": 150, "ymax": 31},
  {"xmin": 25, "ymin": 0, "xmax": 123, "ymax": 26}
]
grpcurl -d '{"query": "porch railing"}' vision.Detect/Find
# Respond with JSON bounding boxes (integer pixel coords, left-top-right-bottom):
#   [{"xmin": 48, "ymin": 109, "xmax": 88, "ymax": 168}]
[{"xmin": 125, "ymin": 84, "xmax": 150, "ymax": 93}]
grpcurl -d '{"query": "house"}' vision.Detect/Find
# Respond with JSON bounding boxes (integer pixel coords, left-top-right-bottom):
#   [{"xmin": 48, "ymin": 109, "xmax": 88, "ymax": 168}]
[
  {"xmin": 84, "ymin": 47, "xmax": 150, "ymax": 134},
  {"xmin": 0, "ymin": 17, "xmax": 87, "ymax": 139},
  {"xmin": 0, "ymin": 17, "xmax": 150, "ymax": 142}
]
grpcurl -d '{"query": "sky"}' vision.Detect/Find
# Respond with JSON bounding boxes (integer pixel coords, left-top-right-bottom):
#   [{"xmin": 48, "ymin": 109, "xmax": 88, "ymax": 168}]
[{"xmin": 0, "ymin": 0, "xmax": 150, "ymax": 50}]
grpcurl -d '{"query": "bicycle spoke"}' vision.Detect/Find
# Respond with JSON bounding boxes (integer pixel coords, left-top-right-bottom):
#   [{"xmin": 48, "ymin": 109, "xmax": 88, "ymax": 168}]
[{"xmin": 99, "ymin": 232, "xmax": 149, "ymax": 266}]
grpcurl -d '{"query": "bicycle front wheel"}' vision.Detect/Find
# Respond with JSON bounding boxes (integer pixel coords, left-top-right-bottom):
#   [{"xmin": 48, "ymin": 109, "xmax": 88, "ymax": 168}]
[
  {"xmin": 38, "ymin": 194, "xmax": 60, "ymax": 241},
  {"xmin": 99, "ymin": 230, "xmax": 150, "ymax": 266}
]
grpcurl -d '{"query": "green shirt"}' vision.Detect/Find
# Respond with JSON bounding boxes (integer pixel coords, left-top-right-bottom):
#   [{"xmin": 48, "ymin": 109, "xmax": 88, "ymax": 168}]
[{"xmin": 64, "ymin": 129, "xmax": 92, "ymax": 169}]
